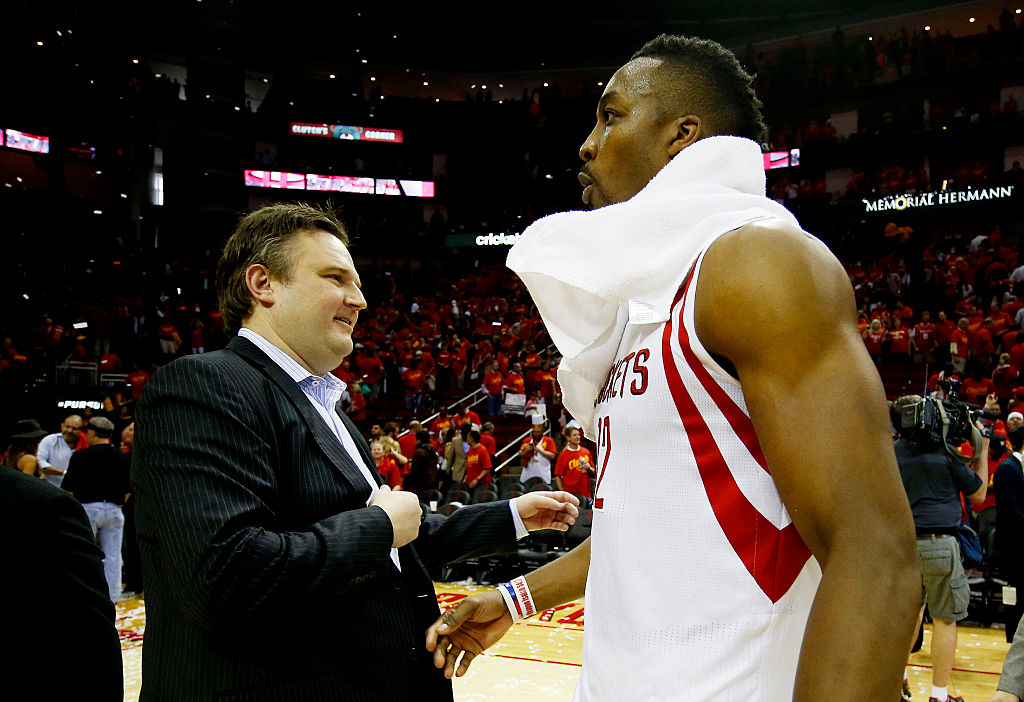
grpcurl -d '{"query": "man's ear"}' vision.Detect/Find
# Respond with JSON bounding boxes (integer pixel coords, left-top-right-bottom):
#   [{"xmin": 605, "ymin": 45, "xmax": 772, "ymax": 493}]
[
  {"xmin": 668, "ymin": 115, "xmax": 702, "ymax": 157},
  {"xmin": 245, "ymin": 264, "xmax": 275, "ymax": 307}
]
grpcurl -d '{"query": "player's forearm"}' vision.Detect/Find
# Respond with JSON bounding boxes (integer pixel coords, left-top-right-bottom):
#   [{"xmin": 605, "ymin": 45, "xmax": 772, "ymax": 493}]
[
  {"xmin": 794, "ymin": 533, "xmax": 919, "ymax": 701},
  {"xmin": 524, "ymin": 537, "xmax": 590, "ymax": 610}
]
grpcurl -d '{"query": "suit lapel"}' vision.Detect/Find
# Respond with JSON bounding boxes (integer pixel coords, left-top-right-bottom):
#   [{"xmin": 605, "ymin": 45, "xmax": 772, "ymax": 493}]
[{"xmin": 227, "ymin": 336, "xmax": 379, "ymax": 493}]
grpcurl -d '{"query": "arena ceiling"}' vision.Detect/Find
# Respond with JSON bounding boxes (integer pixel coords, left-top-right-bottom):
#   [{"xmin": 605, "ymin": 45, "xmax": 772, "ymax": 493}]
[{"xmin": 3, "ymin": 0, "xmax": 1006, "ymax": 75}]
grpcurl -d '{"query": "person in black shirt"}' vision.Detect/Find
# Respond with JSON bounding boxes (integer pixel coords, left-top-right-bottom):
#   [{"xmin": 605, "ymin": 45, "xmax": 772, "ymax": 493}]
[
  {"xmin": 0, "ymin": 463, "xmax": 122, "ymax": 699},
  {"xmin": 995, "ymin": 426, "xmax": 1024, "ymax": 640},
  {"xmin": 894, "ymin": 396, "xmax": 989, "ymax": 702},
  {"xmin": 62, "ymin": 416, "xmax": 132, "ymax": 602}
]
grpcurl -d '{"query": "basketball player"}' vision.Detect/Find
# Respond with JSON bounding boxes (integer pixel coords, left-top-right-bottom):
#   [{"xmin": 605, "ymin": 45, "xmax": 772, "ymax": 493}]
[{"xmin": 425, "ymin": 35, "xmax": 920, "ymax": 700}]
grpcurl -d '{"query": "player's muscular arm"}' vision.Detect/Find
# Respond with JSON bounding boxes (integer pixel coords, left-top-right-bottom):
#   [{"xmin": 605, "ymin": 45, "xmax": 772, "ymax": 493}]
[{"xmin": 696, "ymin": 221, "xmax": 920, "ymax": 702}]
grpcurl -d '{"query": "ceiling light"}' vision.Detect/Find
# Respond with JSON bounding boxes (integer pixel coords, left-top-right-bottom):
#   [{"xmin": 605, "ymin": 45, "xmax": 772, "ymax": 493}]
[
  {"xmin": 361, "ymin": 59, "xmax": 367, "ymax": 64},
  {"xmin": 36, "ymin": 41, "xmax": 43, "ymax": 46},
  {"xmin": 132, "ymin": 58, "xmax": 139, "ymax": 64},
  {"xmin": 370, "ymin": 76, "xmax": 376, "ymax": 81},
  {"xmin": 423, "ymin": 81, "xmax": 429, "ymax": 86},
  {"xmin": 543, "ymin": 82, "xmax": 549, "ymax": 87},
  {"xmin": 924, "ymin": 25, "xmax": 931, "ymax": 30},
  {"xmin": 482, "ymin": 85, "xmax": 487, "ymax": 89},
  {"xmin": 329, "ymin": 73, "xmax": 335, "ymax": 78},
  {"xmin": 970, "ymin": 17, "xmax": 976, "ymax": 22}
]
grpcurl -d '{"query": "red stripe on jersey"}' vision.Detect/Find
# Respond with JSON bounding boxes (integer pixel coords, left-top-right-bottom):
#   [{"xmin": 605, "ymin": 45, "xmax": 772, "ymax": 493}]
[
  {"xmin": 677, "ymin": 269, "xmax": 769, "ymax": 474},
  {"xmin": 661, "ymin": 309, "xmax": 811, "ymax": 603}
]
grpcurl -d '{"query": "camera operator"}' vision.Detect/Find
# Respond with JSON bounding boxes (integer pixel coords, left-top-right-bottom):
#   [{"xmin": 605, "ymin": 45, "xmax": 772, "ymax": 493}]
[{"xmin": 893, "ymin": 395, "xmax": 990, "ymax": 702}]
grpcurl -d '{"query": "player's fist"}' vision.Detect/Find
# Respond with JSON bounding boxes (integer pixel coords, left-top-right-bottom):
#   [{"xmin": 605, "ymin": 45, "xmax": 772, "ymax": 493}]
[{"xmin": 370, "ymin": 486, "xmax": 422, "ymax": 547}]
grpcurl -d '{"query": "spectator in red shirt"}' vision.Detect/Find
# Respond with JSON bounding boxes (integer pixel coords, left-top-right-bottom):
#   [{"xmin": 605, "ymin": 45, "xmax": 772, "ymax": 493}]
[
  {"xmin": 354, "ymin": 347, "xmax": 385, "ymax": 400},
  {"xmin": 911, "ymin": 311, "xmax": 937, "ymax": 366},
  {"xmin": 535, "ymin": 360, "xmax": 557, "ymax": 402},
  {"xmin": 961, "ymin": 362, "xmax": 996, "ymax": 406},
  {"xmin": 127, "ymin": 364, "xmax": 151, "ymax": 400},
  {"xmin": 950, "ymin": 319, "xmax": 971, "ymax": 373},
  {"xmin": 371, "ymin": 441, "xmax": 403, "ymax": 489},
  {"xmin": 887, "ymin": 317, "xmax": 911, "ymax": 363},
  {"xmin": 456, "ymin": 402, "xmax": 482, "ymax": 429},
  {"xmin": 465, "ymin": 430, "xmax": 493, "ymax": 489},
  {"xmin": 993, "ymin": 354, "xmax": 1020, "ymax": 411},
  {"xmin": 398, "ymin": 420, "xmax": 422, "ymax": 459},
  {"xmin": 974, "ymin": 318, "xmax": 996, "ymax": 368},
  {"xmin": 430, "ymin": 407, "xmax": 454, "ymax": 447},
  {"xmin": 862, "ymin": 318, "xmax": 886, "ymax": 366},
  {"xmin": 480, "ymin": 421, "xmax": 497, "ymax": 457},
  {"xmin": 504, "ymin": 362, "xmax": 526, "ymax": 395},
  {"xmin": 554, "ymin": 427, "xmax": 595, "ymax": 504},
  {"xmin": 1011, "ymin": 337, "xmax": 1024, "ymax": 372},
  {"xmin": 988, "ymin": 301, "xmax": 1013, "ymax": 335},
  {"xmin": 402, "ymin": 363, "xmax": 426, "ymax": 413},
  {"xmin": 482, "ymin": 362, "xmax": 504, "ymax": 416},
  {"xmin": 345, "ymin": 380, "xmax": 367, "ymax": 421}
]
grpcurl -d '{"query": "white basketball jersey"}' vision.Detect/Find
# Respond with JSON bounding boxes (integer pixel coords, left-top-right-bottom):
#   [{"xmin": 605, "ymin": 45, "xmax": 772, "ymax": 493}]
[{"xmin": 574, "ymin": 244, "xmax": 821, "ymax": 702}]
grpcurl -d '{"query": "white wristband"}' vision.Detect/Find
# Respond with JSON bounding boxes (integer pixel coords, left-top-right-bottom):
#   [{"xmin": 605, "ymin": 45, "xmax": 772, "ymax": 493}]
[{"xmin": 497, "ymin": 575, "xmax": 537, "ymax": 622}]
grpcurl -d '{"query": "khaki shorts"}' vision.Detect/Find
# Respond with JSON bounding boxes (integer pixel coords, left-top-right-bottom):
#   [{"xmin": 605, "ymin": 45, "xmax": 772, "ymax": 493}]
[{"xmin": 917, "ymin": 534, "xmax": 970, "ymax": 622}]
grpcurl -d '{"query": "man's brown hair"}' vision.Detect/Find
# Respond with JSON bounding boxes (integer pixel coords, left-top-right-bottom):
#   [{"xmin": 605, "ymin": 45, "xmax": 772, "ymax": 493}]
[{"xmin": 215, "ymin": 203, "xmax": 349, "ymax": 332}]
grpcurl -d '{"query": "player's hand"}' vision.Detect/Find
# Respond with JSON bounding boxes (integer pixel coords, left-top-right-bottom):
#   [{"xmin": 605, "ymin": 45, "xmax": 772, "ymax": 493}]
[
  {"xmin": 989, "ymin": 692, "xmax": 1020, "ymax": 702},
  {"xmin": 369, "ymin": 486, "xmax": 421, "ymax": 547},
  {"xmin": 425, "ymin": 589, "xmax": 511, "ymax": 678},
  {"xmin": 514, "ymin": 491, "xmax": 579, "ymax": 532}
]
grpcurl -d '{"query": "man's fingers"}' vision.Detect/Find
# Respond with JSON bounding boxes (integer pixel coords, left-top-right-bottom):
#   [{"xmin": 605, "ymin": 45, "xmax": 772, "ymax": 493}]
[
  {"xmin": 456, "ymin": 650, "xmax": 477, "ymax": 677},
  {"xmin": 437, "ymin": 599, "xmax": 473, "ymax": 633},
  {"xmin": 431, "ymin": 635, "xmax": 449, "ymax": 667},
  {"xmin": 444, "ymin": 644, "xmax": 464, "ymax": 679}
]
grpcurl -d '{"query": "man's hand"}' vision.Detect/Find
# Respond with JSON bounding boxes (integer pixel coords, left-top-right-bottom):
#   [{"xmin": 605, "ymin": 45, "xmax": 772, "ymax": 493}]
[
  {"xmin": 369, "ymin": 486, "xmax": 421, "ymax": 547},
  {"xmin": 425, "ymin": 589, "xmax": 511, "ymax": 678},
  {"xmin": 990, "ymin": 692, "xmax": 1020, "ymax": 702},
  {"xmin": 515, "ymin": 492, "xmax": 579, "ymax": 531}
]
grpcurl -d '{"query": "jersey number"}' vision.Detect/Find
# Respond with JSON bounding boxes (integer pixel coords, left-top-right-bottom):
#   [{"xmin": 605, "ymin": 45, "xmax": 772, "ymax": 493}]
[{"xmin": 594, "ymin": 416, "xmax": 611, "ymax": 509}]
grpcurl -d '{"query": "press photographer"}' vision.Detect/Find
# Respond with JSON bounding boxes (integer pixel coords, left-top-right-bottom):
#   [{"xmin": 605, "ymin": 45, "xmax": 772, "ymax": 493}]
[{"xmin": 893, "ymin": 388, "xmax": 990, "ymax": 702}]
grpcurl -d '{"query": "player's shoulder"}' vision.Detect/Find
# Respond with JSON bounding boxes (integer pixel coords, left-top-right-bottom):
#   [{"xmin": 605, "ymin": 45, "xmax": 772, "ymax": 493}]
[{"xmin": 706, "ymin": 218, "xmax": 837, "ymax": 277}]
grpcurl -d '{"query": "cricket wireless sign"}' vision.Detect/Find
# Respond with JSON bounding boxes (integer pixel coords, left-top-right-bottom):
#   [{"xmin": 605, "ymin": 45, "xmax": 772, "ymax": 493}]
[{"xmin": 863, "ymin": 185, "xmax": 1015, "ymax": 212}]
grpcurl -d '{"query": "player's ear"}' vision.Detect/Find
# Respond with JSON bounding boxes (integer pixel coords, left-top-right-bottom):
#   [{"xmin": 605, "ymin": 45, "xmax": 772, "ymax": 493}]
[{"xmin": 668, "ymin": 115, "xmax": 701, "ymax": 157}]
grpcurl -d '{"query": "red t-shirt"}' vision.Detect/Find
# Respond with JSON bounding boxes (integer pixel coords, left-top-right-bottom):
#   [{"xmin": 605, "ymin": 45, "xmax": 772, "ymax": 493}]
[
  {"xmin": 376, "ymin": 457, "xmax": 403, "ymax": 489},
  {"xmin": 863, "ymin": 330, "xmax": 886, "ymax": 354},
  {"xmin": 554, "ymin": 445, "xmax": 595, "ymax": 497},
  {"xmin": 431, "ymin": 417, "xmax": 453, "ymax": 444},
  {"xmin": 888, "ymin": 328, "xmax": 910, "ymax": 354},
  {"xmin": 912, "ymin": 323, "xmax": 936, "ymax": 353},
  {"xmin": 480, "ymin": 432, "xmax": 496, "ymax": 456},
  {"xmin": 961, "ymin": 377, "xmax": 995, "ymax": 406},
  {"xmin": 991, "ymin": 367, "xmax": 1019, "ymax": 399},
  {"xmin": 483, "ymin": 371, "xmax": 504, "ymax": 395},
  {"xmin": 950, "ymin": 330, "xmax": 970, "ymax": 358},
  {"xmin": 465, "ymin": 445, "xmax": 493, "ymax": 485},
  {"xmin": 402, "ymin": 368, "xmax": 426, "ymax": 394},
  {"xmin": 398, "ymin": 433, "xmax": 418, "ymax": 459},
  {"xmin": 505, "ymin": 373, "xmax": 525, "ymax": 394}
]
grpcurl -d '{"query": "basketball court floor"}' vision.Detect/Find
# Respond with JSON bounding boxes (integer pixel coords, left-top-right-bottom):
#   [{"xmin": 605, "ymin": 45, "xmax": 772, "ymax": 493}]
[{"xmin": 118, "ymin": 582, "xmax": 1013, "ymax": 700}]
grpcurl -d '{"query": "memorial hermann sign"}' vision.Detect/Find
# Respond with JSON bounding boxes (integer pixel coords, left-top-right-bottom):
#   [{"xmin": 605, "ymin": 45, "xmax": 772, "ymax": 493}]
[{"xmin": 862, "ymin": 185, "xmax": 1015, "ymax": 213}]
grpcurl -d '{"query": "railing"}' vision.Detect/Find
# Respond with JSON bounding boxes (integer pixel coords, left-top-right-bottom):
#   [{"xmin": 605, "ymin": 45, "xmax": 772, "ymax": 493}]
[
  {"xmin": 397, "ymin": 387, "xmax": 487, "ymax": 438},
  {"xmin": 100, "ymin": 372, "xmax": 130, "ymax": 387},
  {"xmin": 55, "ymin": 359, "xmax": 98, "ymax": 386}
]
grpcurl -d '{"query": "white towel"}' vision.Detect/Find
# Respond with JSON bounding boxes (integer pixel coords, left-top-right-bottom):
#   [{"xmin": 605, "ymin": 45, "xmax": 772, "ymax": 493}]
[{"xmin": 506, "ymin": 135, "xmax": 800, "ymax": 439}]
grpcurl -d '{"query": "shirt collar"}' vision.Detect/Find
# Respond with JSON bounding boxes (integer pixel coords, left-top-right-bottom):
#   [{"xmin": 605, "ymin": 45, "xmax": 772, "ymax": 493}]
[{"xmin": 238, "ymin": 328, "xmax": 347, "ymax": 392}]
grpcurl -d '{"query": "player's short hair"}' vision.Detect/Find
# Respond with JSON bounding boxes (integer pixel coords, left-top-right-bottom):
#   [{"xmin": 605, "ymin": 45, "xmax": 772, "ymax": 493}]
[
  {"xmin": 631, "ymin": 34, "xmax": 767, "ymax": 144},
  {"xmin": 469, "ymin": 429, "xmax": 481, "ymax": 443},
  {"xmin": 216, "ymin": 203, "xmax": 349, "ymax": 333}
]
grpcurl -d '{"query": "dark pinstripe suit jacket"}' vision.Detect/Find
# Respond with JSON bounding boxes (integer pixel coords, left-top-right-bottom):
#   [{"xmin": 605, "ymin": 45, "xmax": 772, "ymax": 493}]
[{"xmin": 133, "ymin": 336, "xmax": 517, "ymax": 702}]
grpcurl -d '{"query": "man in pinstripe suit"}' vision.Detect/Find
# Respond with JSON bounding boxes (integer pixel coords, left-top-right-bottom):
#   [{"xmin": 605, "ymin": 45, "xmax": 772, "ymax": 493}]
[{"xmin": 132, "ymin": 204, "xmax": 578, "ymax": 702}]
